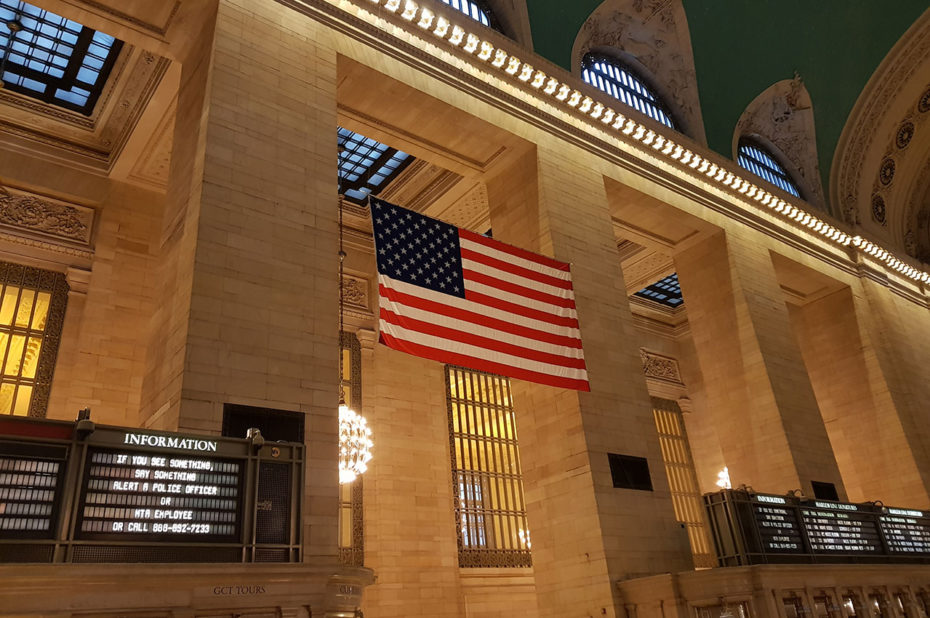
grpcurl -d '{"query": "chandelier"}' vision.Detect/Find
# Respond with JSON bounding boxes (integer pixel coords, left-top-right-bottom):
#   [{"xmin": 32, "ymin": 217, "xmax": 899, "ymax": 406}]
[
  {"xmin": 339, "ymin": 403, "xmax": 373, "ymax": 484},
  {"xmin": 337, "ymin": 184, "xmax": 373, "ymax": 484}
]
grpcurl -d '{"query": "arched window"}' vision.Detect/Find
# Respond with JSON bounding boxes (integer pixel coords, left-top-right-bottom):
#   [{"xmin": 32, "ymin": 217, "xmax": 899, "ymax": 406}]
[
  {"xmin": 438, "ymin": 0, "xmax": 492, "ymax": 28},
  {"xmin": 582, "ymin": 53, "xmax": 675, "ymax": 130},
  {"xmin": 736, "ymin": 137, "xmax": 801, "ymax": 198}
]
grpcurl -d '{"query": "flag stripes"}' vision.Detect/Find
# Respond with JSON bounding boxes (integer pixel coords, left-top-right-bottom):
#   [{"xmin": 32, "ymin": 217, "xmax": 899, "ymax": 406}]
[{"xmin": 371, "ymin": 198, "xmax": 590, "ymax": 391}]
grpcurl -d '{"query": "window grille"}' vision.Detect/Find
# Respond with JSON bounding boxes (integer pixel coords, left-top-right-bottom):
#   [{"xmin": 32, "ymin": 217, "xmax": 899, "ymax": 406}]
[
  {"xmin": 446, "ymin": 365, "xmax": 531, "ymax": 567},
  {"xmin": 582, "ymin": 53, "xmax": 675, "ymax": 129},
  {"xmin": 0, "ymin": 262, "xmax": 67, "ymax": 417},
  {"xmin": 337, "ymin": 127, "xmax": 413, "ymax": 205},
  {"xmin": 0, "ymin": 0, "xmax": 122, "ymax": 115},
  {"xmin": 695, "ymin": 602, "xmax": 751, "ymax": 618},
  {"xmin": 634, "ymin": 273, "xmax": 683, "ymax": 308},
  {"xmin": 737, "ymin": 138, "xmax": 802, "ymax": 198},
  {"xmin": 652, "ymin": 397, "xmax": 715, "ymax": 568},
  {"xmin": 338, "ymin": 331, "xmax": 364, "ymax": 567},
  {"xmin": 438, "ymin": 0, "xmax": 493, "ymax": 28}
]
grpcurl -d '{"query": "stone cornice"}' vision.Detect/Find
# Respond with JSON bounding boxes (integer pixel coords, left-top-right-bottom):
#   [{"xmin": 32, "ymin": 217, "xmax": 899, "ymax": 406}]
[{"xmin": 278, "ymin": 0, "xmax": 930, "ymax": 308}]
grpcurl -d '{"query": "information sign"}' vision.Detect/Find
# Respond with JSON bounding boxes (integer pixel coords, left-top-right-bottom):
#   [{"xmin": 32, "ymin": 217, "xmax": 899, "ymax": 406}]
[{"xmin": 77, "ymin": 447, "xmax": 242, "ymax": 540}]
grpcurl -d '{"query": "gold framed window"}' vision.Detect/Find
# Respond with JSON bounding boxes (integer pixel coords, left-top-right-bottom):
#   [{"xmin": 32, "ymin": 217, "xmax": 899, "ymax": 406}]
[
  {"xmin": 652, "ymin": 397, "xmax": 715, "ymax": 568},
  {"xmin": 338, "ymin": 331, "xmax": 364, "ymax": 566},
  {"xmin": 0, "ymin": 262, "xmax": 68, "ymax": 417},
  {"xmin": 445, "ymin": 365, "xmax": 531, "ymax": 568}
]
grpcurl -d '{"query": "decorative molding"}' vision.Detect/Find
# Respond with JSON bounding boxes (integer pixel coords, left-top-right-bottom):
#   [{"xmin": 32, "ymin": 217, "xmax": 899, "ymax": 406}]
[
  {"xmin": 378, "ymin": 159, "xmax": 463, "ymax": 212},
  {"xmin": 0, "ymin": 189, "xmax": 94, "ymax": 246},
  {"xmin": 732, "ymin": 77, "xmax": 827, "ymax": 211},
  {"xmin": 75, "ymin": 0, "xmax": 182, "ymax": 36},
  {"xmin": 639, "ymin": 349, "xmax": 684, "ymax": 385},
  {"xmin": 340, "ymin": 274, "xmax": 370, "ymax": 312},
  {"xmin": 572, "ymin": 0, "xmax": 707, "ymax": 145}
]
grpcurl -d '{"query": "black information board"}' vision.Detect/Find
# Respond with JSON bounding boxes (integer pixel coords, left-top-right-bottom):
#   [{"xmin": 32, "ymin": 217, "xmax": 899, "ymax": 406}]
[
  {"xmin": 77, "ymin": 448, "xmax": 242, "ymax": 541},
  {"xmin": 705, "ymin": 489, "xmax": 930, "ymax": 566},
  {"xmin": 0, "ymin": 440, "xmax": 68, "ymax": 539}
]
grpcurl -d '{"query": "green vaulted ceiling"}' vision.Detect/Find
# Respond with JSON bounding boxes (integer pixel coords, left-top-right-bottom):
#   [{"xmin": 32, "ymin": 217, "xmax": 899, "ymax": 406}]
[{"xmin": 526, "ymin": 1, "xmax": 928, "ymax": 194}]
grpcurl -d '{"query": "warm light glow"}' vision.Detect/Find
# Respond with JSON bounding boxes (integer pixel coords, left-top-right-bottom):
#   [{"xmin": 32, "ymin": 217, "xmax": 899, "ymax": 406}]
[
  {"xmin": 518, "ymin": 528, "xmax": 532, "ymax": 549},
  {"xmin": 339, "ymin": 404, "xmax": 374, "ymax": 485},
  {"xmin": 716, "ymin": 467, "xmax": 732, "ymax": 489}
]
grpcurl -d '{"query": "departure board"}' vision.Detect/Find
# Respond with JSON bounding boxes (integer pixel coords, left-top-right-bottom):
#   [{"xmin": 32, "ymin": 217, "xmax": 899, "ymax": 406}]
[
  {"xmin": 800, "ymin": 502, "xmax": 882, "ymax": 554},
  {"xmin": 77, "ymin": 448, "xmax": 242, "ymax": 541},
  {"xmin": 0, "ymin": 454, "xmax": 63, "ymax": 537},
  {"xmin": 880, "ymin": 508, "xmax": 930, "ymax": 554},
  {"xmin": 752, "ymin": 496, "xmax": 803, "ymax": 553}
]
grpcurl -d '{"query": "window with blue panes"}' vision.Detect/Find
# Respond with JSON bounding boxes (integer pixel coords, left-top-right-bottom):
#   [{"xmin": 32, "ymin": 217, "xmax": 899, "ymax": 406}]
[
  {"xmin": 582, "ymin": 53, "xmax": 676, "ymax": 130},
  {"xmin": 736, "ymin": 138, "xmax": 802, "ymax": 199},
  {"xmin": 438, "ymin": 0, "xmax": 492, "ymax": 28},
  {"xmin": 338, "ymin": 127, "xmax": 414, "ymax": 205},
  {"xmin": 0, "ymin": 0, "xmax": 122, "ymax": 115},
  {"xmin": 634, "ymin": 273, "xmax": 683, "ymax": 308}
]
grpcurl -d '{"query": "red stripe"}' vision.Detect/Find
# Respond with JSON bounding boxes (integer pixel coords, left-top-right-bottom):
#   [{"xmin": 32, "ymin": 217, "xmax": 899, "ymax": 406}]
[
  {"xmin": 380, "ymin": 284, "xmax": 582, "ymax": 348},
  {"xmin": 380, "ymin": 308, "xmax": 588, "ymax": 370},
  {"xmin": 380, "ymin": 331, "xmax": 590, "ymax": 392},
  {"xmin": 461, "ymin": 247, "xmax": 572, "ymax": 290},
  {"xmin": 464, "ymin": 269, "xmax": 576, "ymax": 309},
  {"xmin": 463, "ymin": 288, "xmax": 580, "ymax": 328},
  {"xmin": 459, "ymin": 228, "xmax": 571, "ymax": 272}
]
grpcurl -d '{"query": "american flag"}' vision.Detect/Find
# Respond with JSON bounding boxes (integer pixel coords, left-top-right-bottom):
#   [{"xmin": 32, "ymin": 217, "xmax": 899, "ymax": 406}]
[{"xmin": 370, "ymin": 198, "xmax": 590, "ymax": 391}]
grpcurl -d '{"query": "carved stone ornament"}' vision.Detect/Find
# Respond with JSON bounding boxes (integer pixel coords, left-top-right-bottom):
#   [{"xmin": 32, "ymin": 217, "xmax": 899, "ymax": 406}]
[
  {"xmin": 0, "ymin": 189, "xmax": 93, "ymax": 245},
  {"xmin": 871, "ymin": 194, "xmax": 887, "ymax": 225},
  {"xmin": 896, "ymin": 120, "xmax": 915, "ymax": 149},
  {"xmin": 340, "ymin": 275, "xmax": 369, "ymax": 310},
  {"xmin": 639, "ymin": 349, "xmax": 684, "ymax": 385}
]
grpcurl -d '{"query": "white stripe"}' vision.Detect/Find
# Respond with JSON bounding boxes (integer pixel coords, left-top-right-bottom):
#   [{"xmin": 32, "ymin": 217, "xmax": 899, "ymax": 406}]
[
  {"xmin": 462, "ymin": 256, "xmax": 576, "ymax": 300},
  {"xmin": 380, "ymin": 294, "xmax": 584, "ymax": 359},
  {"xmin": 464, "ymin": 279, "xmax": 578, "ymax": 320},
  {"xmin": 381, "ymin": 275, "xmax": 581, "ymax": 338},
  {"xmin": 460, "ymin": 237, "xmax": 571, "ymax": 281},
  {"xmin": 379, "ymin": 319, "xmax": 589, "ymax": 381}
]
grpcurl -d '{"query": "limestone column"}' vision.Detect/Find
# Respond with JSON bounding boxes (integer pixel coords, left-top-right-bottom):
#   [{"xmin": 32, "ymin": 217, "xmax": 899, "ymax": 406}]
[
  {"xmin": 789, "ymin": 285, "xmax": 930, "ymax": 506},
  {"xmin": 674, "ymin": 233, "xmax": 844, "ymax": 497},
  {"xmin": 485, "ymin": 145, "xmax": 691, "ymax": 618},
  {"xmin": 138, "ymin": 0, "xmax": 343, "ymax": 562}
]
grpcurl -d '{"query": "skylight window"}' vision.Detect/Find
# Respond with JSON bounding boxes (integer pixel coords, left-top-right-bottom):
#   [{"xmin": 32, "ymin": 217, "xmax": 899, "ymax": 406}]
[
  {"xmin": 582, "ymin": 53, "xmax": 675, "ymax": 130},
  {"xmin": 338, "ymin": 127, "xmax": 413, "ymax": 205},
  {"xmin": 0, "ymin": 0, "xmax": 122, "ymax": 115},
  {"xmin": 736, "ymin": 138, "xmax": 801, "ymax": 198},
  {"xmin": 438, "ymin": 0, "xmax": 491, "ymax": 27},
  {"xmin": 634, "ymin": 273, "xmax": 683, "ymax": 308}
]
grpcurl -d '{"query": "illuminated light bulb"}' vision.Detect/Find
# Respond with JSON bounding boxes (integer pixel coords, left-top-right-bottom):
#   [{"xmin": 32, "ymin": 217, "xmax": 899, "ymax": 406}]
[
  {"xmin": 689, "ymin": 155, "xmax": 702, "ymax": 168},
  {"xmin": 491, "ymin": 49, "xmax": 507, "ymax": 67},
  {"xmin": 590, "ymin": 102, "xmax": 604, "ymax": 119},
  {"xmin": 384, "ymin": 0, "xmax": 400, "ymax": 11},
  {"xmin": 738, "ymin": 182, "xmax": 750, "ymax": 194},
  {"xmin": 601, "ymin": 109, "xmax": 614, "ymax": 124},
  {"xmin": 555, "ymin": 85, "xmax": 571, "ymax": 101},
  {"xmin": 477, "ymin": 41, "xmax": 494, "ymax": 61},
  {"xmin": 681, "ymin": 151, "xmax": 693, "ymax": 165},
  {"xmin": 661, "ymin": 140, "xmax": 674, "ymax": 155},
  {"xmin": 579, "ymin": 97, "xmax": 594, "ymax": 113},
  {"xmin": 698, "ymin": 160, "xmax": 710, "ymax": 173},
  {"xmin": 567, "ymin": 91, "xmax": 582, "ymax": 107},
  {"xmin": 723, "ymin": 173, "xmax": 735, "ymax": 186},
  {"xmin": 543, "ymin": 78, "xmax": 558, "ymax": 94},
  {"xmin": 652, "ymin": 135, "xmax": 666, "ymax": 150},
  {"xmin": 716, "ymin": 467, "xmax": 732, "ymax": 490},
  {"xmin": 746, "ymin": 187, "xmax": 757, "ymax": 198},
  {"xmin": 715, "ymin": 169, "xmax": 726, "ymax": 181},
  {"xmin": 463, "ymin": 34, "xmax": 480, "ymax": 53},
  {"xmin": 417, "ymin": 7, "xmax": 433, "ymax": 28},
  {"xmin": 612, "ymin": 114, "xmax": 628, "ymax": 130},
  {"xmin": 706, "ymin": 164, "xmax": 718, "ymax": 177},
  {"xmin": 531, "ymin": 71, "xmax": 548, "ymax": 89},
  {"xmin": 622, "ymin": 120, "xmax": 636, "ymax": 134},
  {"xmin": 776, "ymin": 202, "xmax": 789, "ymax": 215},
  {"xmin": 339, "ymin": 404, "xmax": 374, "ymax": 485},
  {"xmin": 449, "ymin": 25, "xmax": 465, "ymax": 45},
  {"xmin": 642, "ymin": 130, "xmax": 656, "ymax": 146},
  {"xmin": 518, "ymin": 64, "xmax": 534, "ymax": 81},
  {"xmin": 671, "ymin": 145, "xmax": 684, "ymax": 160},
  {"xmin": 851, "ymin": 235, "xmax": 864, "ymax": 248},
  {"xmin": 433, "ymin": 16, "xmax": 449, "ymax": 36},
  {"xmin": 840, "ymin": 234, "xmax": 851, "ymax": 246},
  {"xmin": 633, "ymin": 125, "xmax": 646, "ymax": 140},
  {"xmin": 401, "ymin": 0, "xmax": 418, "ymax": 20},
  {"xmin": 794, "ymin": 210, "xmax": 807, "ymax": 222},
  {"xmin": 505, "ymin": 57, "xmax": 521, "ymax": 75}
]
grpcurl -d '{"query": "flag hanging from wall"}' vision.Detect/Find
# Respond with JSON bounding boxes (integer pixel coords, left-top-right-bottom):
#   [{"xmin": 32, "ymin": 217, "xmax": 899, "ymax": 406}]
[{"xmin": 370, "ymin": 197, "xmax": 590, "ymax": 391}]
